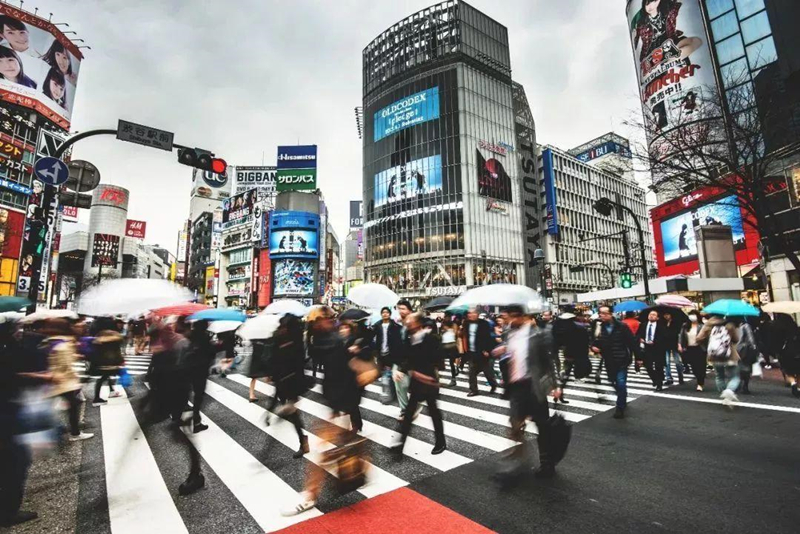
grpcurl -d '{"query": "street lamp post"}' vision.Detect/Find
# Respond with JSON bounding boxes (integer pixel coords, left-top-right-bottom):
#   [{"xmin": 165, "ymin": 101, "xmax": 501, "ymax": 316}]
[
  {"xmin": 534, "ymin": 248, "xmax": 547, "ymax": 300},
  {"xmin": 593, "ymin": 197, "xmax": 650, "ymax": 299}
]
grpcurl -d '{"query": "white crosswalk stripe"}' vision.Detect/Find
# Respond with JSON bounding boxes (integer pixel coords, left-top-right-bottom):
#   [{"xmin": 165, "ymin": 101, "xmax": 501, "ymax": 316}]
[{"xmin": 82, "ymin": 351, "xmax": 697, "ymax": 533}]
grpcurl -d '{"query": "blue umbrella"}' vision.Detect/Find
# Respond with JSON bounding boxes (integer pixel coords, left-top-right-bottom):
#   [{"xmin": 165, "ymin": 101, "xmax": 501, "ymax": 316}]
[
  {"xmin": 188, "ymin": 309, "xmax": 247, "ymax": 322},
  {"xmin": 613, "ymin": 300, "xmax": 648, "ymax": 313},
  {"xmin": 702, "ymin": 299, "xmax": 760, "ymax": 317}
]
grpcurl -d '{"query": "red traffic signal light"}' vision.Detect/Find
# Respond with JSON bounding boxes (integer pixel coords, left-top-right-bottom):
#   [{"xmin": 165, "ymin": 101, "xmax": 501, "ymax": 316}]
[
  {"xmin": 177, "ymin": 147, "xmax": 226, "ymax": 174},
  {"xmin": 211, "ymin": 158, "xmax": 227, "ymax": 175}
]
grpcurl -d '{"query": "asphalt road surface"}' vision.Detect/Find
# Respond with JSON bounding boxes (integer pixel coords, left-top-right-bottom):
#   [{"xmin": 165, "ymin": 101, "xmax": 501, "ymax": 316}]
[{"xmin": 8, "ymin": 357, "xmax": 800, "ymax": 534}]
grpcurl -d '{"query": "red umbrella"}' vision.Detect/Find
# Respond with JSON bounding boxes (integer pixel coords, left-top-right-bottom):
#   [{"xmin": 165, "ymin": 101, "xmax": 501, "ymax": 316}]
[{"xmin": 152, "ymin": 302, "xmax": 209, "ymax": 317}]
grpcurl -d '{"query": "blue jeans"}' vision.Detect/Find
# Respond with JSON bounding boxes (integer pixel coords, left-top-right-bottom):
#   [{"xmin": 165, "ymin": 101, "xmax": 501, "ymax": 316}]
[
  {"xmin": 714, "ymin": 364, "xmax": 741, "ymax": 393},
  {"xmin": 664, "ymin": 350, "xmax": 683, "ymax": 381},
  {"xmin": 606, "ymin": 363, "xmax": 628, "ymax": 409},
  {"xmin": 392, "ymin": 364, "xmax": 410, "ymax": 411}
]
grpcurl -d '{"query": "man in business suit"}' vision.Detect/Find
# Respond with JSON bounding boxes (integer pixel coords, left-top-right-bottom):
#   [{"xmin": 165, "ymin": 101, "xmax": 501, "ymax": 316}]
[
  {"xmin": 372, "ymin": 306, "xmax": 403, "ymax": 404},
  {"xmin": 638, "ymin": 311, "xmax": 668, "ymax": 391},
  {"xmin": 460, "ymin": 308, "xmax": 497, "ymax": 396}
]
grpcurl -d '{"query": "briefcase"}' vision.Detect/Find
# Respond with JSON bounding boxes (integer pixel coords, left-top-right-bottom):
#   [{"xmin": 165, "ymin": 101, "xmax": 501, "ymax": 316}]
[{"xmin": 544, "ymin": 414, "xmax": 572, "ymax": 465}]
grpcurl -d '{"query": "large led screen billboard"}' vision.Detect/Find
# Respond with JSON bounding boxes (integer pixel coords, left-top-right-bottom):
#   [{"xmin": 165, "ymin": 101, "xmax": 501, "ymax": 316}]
[
  {"xmin": 373, "ymin": 154, "xmax": 442, "ymax": 208},
  {"xmin": 0, "ymin": 4, "xmax": 83, "ymax": 129},
  {"xmin": 660, "ymin": 194, "xmax": 745, "ymax": 264},
  {"xmin": 273, "ymin": 259, "xmax": 314, "ymax": 297},
  {"xmin": 269, "ymin": 229, "xmax": 318, "ymax": 258},
  {"xmin": 373, "ymin": 87, "xmax": 439, "ymax": 142}
]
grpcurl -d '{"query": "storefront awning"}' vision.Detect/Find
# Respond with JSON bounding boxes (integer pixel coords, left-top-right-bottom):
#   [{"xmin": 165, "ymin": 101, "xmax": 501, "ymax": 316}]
[{"xmin": 576, "ymin": 276, "xmax": 744, "ymax": 303}]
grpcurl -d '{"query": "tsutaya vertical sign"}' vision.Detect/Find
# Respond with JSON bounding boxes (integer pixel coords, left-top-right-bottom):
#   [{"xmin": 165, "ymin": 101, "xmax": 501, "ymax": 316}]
[{"xmin": 276, "ymin": 145, "xmax": 317, "ymax": 191}]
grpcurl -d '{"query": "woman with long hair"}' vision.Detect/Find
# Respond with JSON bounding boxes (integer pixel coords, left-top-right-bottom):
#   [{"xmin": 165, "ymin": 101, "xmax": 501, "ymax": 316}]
[
  {"xmin": 0, "ymin": 46, "xmax": 36, "ymax": 88},
  {"xmin": 41, "ymin": 40, "xmax": 77, "ymax": 84},
  {"xmin": 631, "ymin": 0, "xmax": 702, "ymax": 63},
  {"xmin": 42, "ymin": 67, "xmax": 67, "ymax": 110}
]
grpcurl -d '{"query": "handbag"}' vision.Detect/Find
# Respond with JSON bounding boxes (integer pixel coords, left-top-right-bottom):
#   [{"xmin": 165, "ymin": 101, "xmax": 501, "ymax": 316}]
[
  {"xmin": 543, "ymin": 414, "xmax": 572, "ymax": 466},
  {"xmin": 118, "ymin": 367, "xmax": 133, "ymax": 388},
  {"xmin": 348, "ymin": 356, "xmax": 380, "ymax": 387}
]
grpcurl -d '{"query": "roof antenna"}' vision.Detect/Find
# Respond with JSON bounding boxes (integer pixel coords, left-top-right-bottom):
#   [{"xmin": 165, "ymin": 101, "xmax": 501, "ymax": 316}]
[{"xmin": 49, "ymin": 12, "xmax": 53, "ymax": 22}]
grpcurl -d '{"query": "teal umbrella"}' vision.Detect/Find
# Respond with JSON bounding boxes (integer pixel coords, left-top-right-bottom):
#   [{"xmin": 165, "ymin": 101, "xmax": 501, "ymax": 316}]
[
  {"xmin": 702, "ymin": 299, "xmax": 760, "ymax": 317},
  {"xmin": 0, "ymin": 296, "xmax": 31, "ymax": 313}
]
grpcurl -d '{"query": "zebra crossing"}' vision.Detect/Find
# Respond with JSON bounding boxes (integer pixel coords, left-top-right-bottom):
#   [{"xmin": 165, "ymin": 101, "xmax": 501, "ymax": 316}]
[
  {"xmin": 73, "ymin": 348, "xmax": 152, "ymax": 380},
  {"xmin": 82, "ymin": 357, "xmax": 693, "ymax": 533}
]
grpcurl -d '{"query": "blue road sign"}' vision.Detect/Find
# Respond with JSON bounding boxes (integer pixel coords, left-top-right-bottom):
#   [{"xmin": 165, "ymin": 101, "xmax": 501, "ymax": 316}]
[{"xmin": 34, "ymin": 157, "xmax": 70, "ymax": 186}]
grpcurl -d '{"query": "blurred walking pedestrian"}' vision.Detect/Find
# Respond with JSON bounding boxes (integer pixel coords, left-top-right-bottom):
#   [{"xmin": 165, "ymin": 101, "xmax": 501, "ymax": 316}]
[
  {"xmin": 271, "ymin": 314, "xmax": 311, "ymax": 458},
  {"xmin": 440, "ymin": 317, "xmax": 461, "ymax": 387},
  {"xmin": 553, "ymin": 310, "xmax": 590, "ymax": 404},
  {"xmin": 372, "ymin": 306, "xmax": 402, "ymax": 402},
  {"xmin": 89, "ymin": 317, "xmax": 125, "ymax": 406},
  {"xmin": 679, "ymin": 312, "xmax": 706, "ymax": 391},
  {"xmin": 622, "ymin": 312, "xmax": 642, "ymax": 373},
  {"xmin": 662, "ymin": 311, "xmax": 684, "ymax": 385},
  {"xmin": 698, "ymin": 315, "xmax": 741, "ymax": 406},
  {"xmin": 593, "ymin": 306, "xmax": 640, "ymax": 418},
  {"xmin": 392, "ymin": 300, "xmax": 414, "ymax": 412},
  {"xmin": 737, "ymin": 317, "xmax": 759, "ymax": 395},
  {"xmin": 773, "ymin": 313, "xmax": 800, "ymax": 397},
  {"xmin": 186, "ymin": 320, "xmax": 218, "ymax": 433},
  {"xmin": 460, "ymin": 308, "xmax": 497, "ymax": 397}
]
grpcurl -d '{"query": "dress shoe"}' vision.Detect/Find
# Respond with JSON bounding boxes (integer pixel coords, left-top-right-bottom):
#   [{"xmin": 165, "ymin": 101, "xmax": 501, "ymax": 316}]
[
  {"xmin": 178, "ymin": 473, "xmax": 205, "ymax": 495},
  {"xmin": 293, "ymin": 437, "xmax": 310, "ymax": 459},
  {"xmin": 489, "ymin": 386, "xmax": 497, "ymax": 394},
  {"xmin": 467, "ymin": 391, "xmax": 479, "ymax": 397},
  {"xmin": 431, "ymin": 442, "xmax": 446, "ymax": 455},
  {"xmin": 193, "ymin": 423, "xmax": 209, "ymax": 434},
  {"xmin": 613, "ymin": 408, "xmax": 624, "ymax": 419},
  {"xmin": 792, "ymin": 383, "xmax": 799, "ymax": 398},
  {"xmin": 534, "ymin": 465, "xmax": 555, "ymax": 479},
  {"xmin": 448, "ymin": 379, "xmax": 457, "ymax": 387},
  {"xmin": 656, "ymin": 385, "xmax": 663, "ymax": 392},
  {"xmin": 664, "ymin": 379, "xmax": 674, "ymax": 386}
]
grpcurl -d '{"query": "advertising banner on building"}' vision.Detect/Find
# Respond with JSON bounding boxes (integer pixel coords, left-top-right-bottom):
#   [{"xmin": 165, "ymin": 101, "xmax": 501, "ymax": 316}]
[
  {"xmin": 233, "ymin": 165, "xmax": 276, "ymax": 196},
  {"xmin": 16, "ymin": 178, "xmax": 57, "ymax": 296},
  {"xmin": 257, "ymin": 248, "xmax": 271, "ymax": 308},
  {"xmin": 626, "ymin": 0, "xmax": 717, "ymax": 152},
  {"xmin": 125, "ymin": 219, "xmax": 146, "ymax": 239},
  {"xmin": 273, "ymin": 258, "xmax": 314, "ymax": 297},
  {"xmin": 0, "ymin": 4, "xmax": 83, "ymax": 130},
  {"xmin": 221, "ymin": 226, "xmax": 252, "ymax": 252},
  {"xmin": 222, "ymin": 189, "xmax": 257, "ymax": 228},
  {"xmin": 476, "ymin": 149, "xmax": 512, "ymax": 202},
  {"xmin": 276, "ymin": 168, "xmax": 317, "ymax": 191},
  {"xmin": 91, "ymin": 233, "xmax": 120, "ymax": 268},
  {"xmin": 61, "ymin": 205, "xmax": 77, "ymax": 221},
  {"xmin": 373, "ymin": 154, "xmax": 442, "ymax": 208},
  {"xmin": 276, "ymin": 145, "xmax": 317, "ymax": 170},
  {"xmin": 269, "ymin": 210, "xmax": 320, "ymax": 259},
  {"xmin": 373, "ymin": 87, "xmax": 439, "ymax": 142},
  {"xmin": 541, "ymin": 148, "xmax": 559, "ymax": 236},
  {"xmin": 349, "ymin": 200, "xmax": 363, "ymax": 228},
  {"xmin": 0, "ymin": 206, "xmax": 24, "ymax": 295},
  {"xmin": 573, "ymin": 140, "xmax": 632, "ymax": 163}
]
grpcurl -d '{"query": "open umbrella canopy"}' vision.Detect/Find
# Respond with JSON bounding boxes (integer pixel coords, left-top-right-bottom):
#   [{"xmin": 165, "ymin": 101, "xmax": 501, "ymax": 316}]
[
  {"xmin": 207, "ymin": 320, "xmax": 244, "ymax": 334},
  {"xmin": 424, "ymin": 296, "xmax": 454, "ymax": 311},
  {"xmin": 78, "ymin": 279, "xmax": 196, "ymax": 317},
  {"xmin": 0, "ymin": 311, "xmax": 24, "ymax": 323},
  {"xmin": 703, "ymin": 299, "xmax": 760, "ymax": 317},
  {"xmin": 0, "ymin": 296, "xmax": 31, "ymax": 313},
  {"xmin": 238, "ymin": 314, "xmax": 281, "ymax": 340},
  {"xmin": 448, "ymin": 284, "xmax": 544, "ymax": 313},
  {"xmin": 613, "ymin": 300, "xmax": 648, "ymax": 313},
  {"xmin": 347, "ymin": 284, "xmax": 399, "ymax": 311},
  {"xmin": 339, "ymin": 308, "xmax": 371, "ymax": 322},
  {"xmin": 262, "ymin": 299, "xmax": 309, "ymax": 317},
  {"xmin": 655, "ymin": 294, "xmax": 695, "ymax": 308},
  {"xmin": 19, "ymin": 309, "xmax": 79, "ymax": 324},
  {"xmin": 638, "ymin": 305, "xmax": 689, "ymax": 324},
  {"xmin": 762, "ymin": 301, "xmax": 800, "ymax": 315},
  {"xmin": 152, "ymin": 302, "xmax": 210, "ymax": 318},
  {"xmin": 188, "ymin": 309, "xmax": 246, "ymax": 322}
]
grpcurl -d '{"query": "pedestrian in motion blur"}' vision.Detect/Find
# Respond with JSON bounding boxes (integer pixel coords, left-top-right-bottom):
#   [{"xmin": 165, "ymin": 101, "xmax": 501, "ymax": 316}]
[
  {"xmin": 773, "ymin": 313, "xmax": 800, "ymax": 397},
  {"xmin": 698, "ymin": 314, "xmax": 740, "ymax": 406},
  {"xmin": 440, "ymin": 317, "xmax": 461, "ymax": 387},
  {"xmin": 495, "ymin": 305, "xmax": 561, "ymax": 480},
  {"xmin": 392, "ymin": 300, "xmax": 414, "ymax": 413},
  {"xmin": 89, "ymin": 317, "xmax": 125, "ymax": 406},
  {"xmin": 271, "ymin": 314, "xmax": 311, "ymax": 458},
  {"xmin": 392, "ymin": 312, "xmax": 446, "ymax": 455},
  {"xmin": 593, "ymin": 306, "xmax": 640, "ymax": 419},
  {"xmin": 186, "ymin": 320, "xmax": 218, "ymax": 433},
  {"xmin": 372, "ymin": 306, "xmax": 402, "ymax": 403}
]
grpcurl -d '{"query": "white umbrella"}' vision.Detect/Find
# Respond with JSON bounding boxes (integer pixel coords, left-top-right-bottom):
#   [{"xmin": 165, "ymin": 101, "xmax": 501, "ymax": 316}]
[
  {"xmin": 655, "ymin": 295, "xmax": 695, "ymax": 308},
  {"xmin": 449, "ymin": 284, "xmax": 545, "ymax": 313},
  {"xmin": 19, "ymin": 309, "xmax": 79, "ymax": 324},
  {"xmin": 0, "ymin": 311, "xmax": 25, "ymax": 323},
  {"xmin": 347, "ymin": 284, "xmax": 399, "ymax": 311},
  {"xmin": 207, "ymin": 320, "xmax": 243, "ymax": 334},
  {"xmin": 762, "ymin": 301, "xmax": 800, "ymax": 314},
  {"xmin": 77, "ymin": 279, "xmax": 195, "ymax": 317},
  {"xmin": 237, "ymin": 314, "xmax": 281, "ymax": 340},
  {"xmin": 262, "ymin": 299, "xmax": 309, "ymax": 317}
]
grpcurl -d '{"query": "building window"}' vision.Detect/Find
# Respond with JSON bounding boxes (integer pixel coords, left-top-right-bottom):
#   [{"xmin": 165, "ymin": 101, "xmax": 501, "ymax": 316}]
[
  {"xmin": 740, "ymin": 11, "xmax": 771, "ymax": 44},
  {"xmin": 711, "ymin": 11, "xmax": 739, "ymax": 42},
  {"xmin": 746, "ymin": 36, "xmax": 777, "ymax": 69},
  {"xmin": 720, "ymin": 57, "xmax": 750, "ymax": 87},
  {"xmin": 706, "ymin": 0, "xmax": 734, "ymax": 19},
  {"xmin": 734, "ymin": 0, "xmax": 765, "ymax": 19},
  {"xmin": 715, "ymin": 34, "xmax": 745, "ymax": 65}
]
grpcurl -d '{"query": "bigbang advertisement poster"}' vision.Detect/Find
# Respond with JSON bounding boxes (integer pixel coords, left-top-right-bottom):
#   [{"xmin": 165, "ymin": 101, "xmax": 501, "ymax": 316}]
[
  {"xmin": 269, "ymin": 229, "xmax": 318, "ymax": 258},
  {"xmin": 626, "ymin": 0, "xmax": 717, "ymax": 145},
  {"xmin": 373, "ymin": 87, "xmax": 440, "ymax": 142},
  {"xmin": 0, "ymin": 4, "xmax": 83, "ymax": 129},
  {"xmin": 273, "ymin": 259, "xmax": 315, "ymax": 297},
  {"xmin": 373, "ymin": 155, "xmax": 442, "ymax": 208},
  {"xmin": 659, "ymin": 195, "xmax": 745, "ymax": 264}
]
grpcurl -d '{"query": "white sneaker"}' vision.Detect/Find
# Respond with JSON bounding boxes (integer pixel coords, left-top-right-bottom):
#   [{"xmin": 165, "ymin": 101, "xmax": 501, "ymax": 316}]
[
  {"xmin": 696, "ymin": 385, "xmax": 703, "ymax": 392},
  {"xmin": 720, "ymin": 389, "xmax": 737, "ymax": 406},
  {"xmin": 108, "ymin": 391, "xmax": 123, "ymax": 398},
  {"xmin": 281, "ymin": 493, "xmax": 316, "ymax": 516},
  {"xmin": 69, "ymin": 432, "xmax": 94, "ymax": 441}
]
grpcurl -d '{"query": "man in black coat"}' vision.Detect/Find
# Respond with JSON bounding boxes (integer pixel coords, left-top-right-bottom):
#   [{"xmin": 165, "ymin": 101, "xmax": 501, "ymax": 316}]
[
  {"xmin": 636, "ymin": 310, "xmax": 669, "ymax": 392},
  {"xmin": 372, "ymin": 307, "xmax": 403, "ymax": 404},
  {"xmin": 590, "ymin": 305, "xmax": 640, "ymax": 419},
  {"xmin": 460, "ymin": 308, "xmax": 497, "ymax": 396}
]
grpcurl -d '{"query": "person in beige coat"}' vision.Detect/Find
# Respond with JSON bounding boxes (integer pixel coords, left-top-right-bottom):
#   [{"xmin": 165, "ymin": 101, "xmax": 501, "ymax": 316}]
[{"xmin": 697, "ymin": 315, "xmax": 740, "ymax": 406}]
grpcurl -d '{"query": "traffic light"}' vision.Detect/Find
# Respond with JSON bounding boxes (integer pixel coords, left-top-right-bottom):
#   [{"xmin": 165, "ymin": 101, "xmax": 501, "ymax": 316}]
[
  {"xmin": 177, "ymin": 147, "xmax": 227, "ymax": 174},
  {"xmin": 619, "ymin": 271, "xmax": 633, "ymax": 289},
  {"xmin": 593, "ymin": 197, "xmax": 614, "ymax": 217}
]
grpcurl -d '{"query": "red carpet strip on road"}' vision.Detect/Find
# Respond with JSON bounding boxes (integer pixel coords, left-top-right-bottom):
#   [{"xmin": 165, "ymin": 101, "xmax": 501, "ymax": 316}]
[{"xmin": 275, "ymin": 487, "xmax": 496, "ymax": 534}]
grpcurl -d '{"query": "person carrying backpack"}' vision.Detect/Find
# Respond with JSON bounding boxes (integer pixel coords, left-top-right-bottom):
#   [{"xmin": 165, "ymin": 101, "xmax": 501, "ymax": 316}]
[{"xmin": 697, "ymin": 315, "xmax": 740, "ymax": 406}]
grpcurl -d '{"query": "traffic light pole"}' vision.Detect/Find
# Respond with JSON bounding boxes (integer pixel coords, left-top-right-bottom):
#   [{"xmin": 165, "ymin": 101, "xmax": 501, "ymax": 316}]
[
  {"xmin": 53, "ymin": 128, "xmax": 192, "ymax": 158},
  {"xmin": 593, "ymin": 197, "xmax": 650, "ymax": 299}
]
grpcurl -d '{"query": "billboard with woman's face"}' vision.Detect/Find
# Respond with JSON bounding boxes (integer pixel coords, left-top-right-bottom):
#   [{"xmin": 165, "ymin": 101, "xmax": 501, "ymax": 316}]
[
  {"xmin": 626, "ymin": 0, "xmax": 717, "ymax": 152},
  {"xmin": 0, "ymin": 4, "xmax": 82, "ymax": 129}
]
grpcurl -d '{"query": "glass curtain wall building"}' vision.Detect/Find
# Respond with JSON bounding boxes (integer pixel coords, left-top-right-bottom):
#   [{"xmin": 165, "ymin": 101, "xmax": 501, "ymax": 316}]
[{"xmin": 362, "ymin": 1, "xmax": 527, "ymax": 301}]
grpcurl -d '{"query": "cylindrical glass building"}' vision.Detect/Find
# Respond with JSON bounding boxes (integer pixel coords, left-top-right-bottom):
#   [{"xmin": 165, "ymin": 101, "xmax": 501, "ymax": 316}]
[{"xmin": 362, "ymin": 0, "xmax": 526, "ymax": 303}]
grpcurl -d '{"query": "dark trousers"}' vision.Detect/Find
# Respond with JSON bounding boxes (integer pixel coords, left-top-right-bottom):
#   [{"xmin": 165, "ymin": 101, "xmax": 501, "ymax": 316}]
[
  {"xmin": 644, "ymin": 347, "xmax": 664, "ymax": 388},
  {"xmin": 0, "ymin": 437, "xmax": 31, "ymax": 523},
  {"xmin": 61, "ymin": 390, "xmax": 81, "ymax": 436},
  {"xmin": 399, "ymin": 378, "xmax": 444, "ymax": 446},
  {"xmin": 605, "ymin": 362, "xmax": 628, "ymax": 409},
  {"xmin": 191, "ymin": 373, "xmax": 207, "ymax": 424},
  {"xmin": 507, "ymin": 379, "xmax": 551, "ymax": 467},
  {"xmin": 499, "ymin": 358, "xmax": 510, "ymax": 387},
  {"xmin": 468, "ymin": 353, "xmax": 497, "ymax": 393},
  {"xmin": 94, "ymin": 371, "xmax": 116, "ymax": 401},
  {"xmin": 595, "ymin": 358, "xmax": 605, "ymax": 382},
  {"xmin": 683, "ymin": 346, "xmax": 706, "ymax": 386}
]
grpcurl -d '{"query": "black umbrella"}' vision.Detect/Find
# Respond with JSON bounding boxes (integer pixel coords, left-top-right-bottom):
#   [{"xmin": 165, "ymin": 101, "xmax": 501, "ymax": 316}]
[
  {"xmin": 638, "ymin": 305, "xmax": 689, "ymax": 324},
  {"xmin": 339, "ymin": 308, "xmax": 371, "ymax": 322},
  {"xmin": 424, "ymin": 296, "xmax": 454, "ymax": 311}
]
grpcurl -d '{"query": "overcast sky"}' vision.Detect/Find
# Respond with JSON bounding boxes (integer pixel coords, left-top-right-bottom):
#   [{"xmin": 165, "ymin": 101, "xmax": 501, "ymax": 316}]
[{"xmin": 50, "ymin": 0, "xmax": 643, "ymax": 255}]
